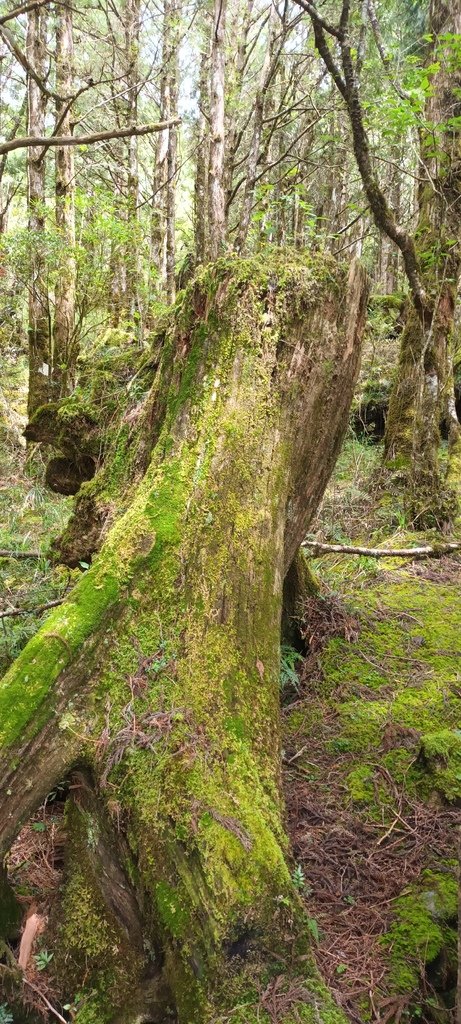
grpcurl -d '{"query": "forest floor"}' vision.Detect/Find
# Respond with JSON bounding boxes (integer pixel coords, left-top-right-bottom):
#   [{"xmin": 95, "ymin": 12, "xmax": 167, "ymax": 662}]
[
  {"xmin": 1, "ymin": 393, "xmax": 460, "ymax": 1023},
  {"xmin": 282, "ymin": 438, "xmax": 461, "ymax": 1024}
]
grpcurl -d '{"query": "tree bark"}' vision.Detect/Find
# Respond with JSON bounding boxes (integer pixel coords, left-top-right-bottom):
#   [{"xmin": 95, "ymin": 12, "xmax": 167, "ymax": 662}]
[
  {"xmin": 223, "ymin": 0, "xmax": 254, "ymax": 232},
  {"xmin": 208, "ymin": 0, "xmax": 227, "ymax": 259},
  {"xmin": 0, "ymin": 253, "xmax": 367, "ymax": 1022},
  {"xmin": 125, "ymin": 0, "xmax": 141, "ymax": 328},
  {"xmin": 384, "ymin": 0, "xmax": 461, "ymax": 524},
  {"xmin": 26, "ymin": 4, "xmax": 50, "ymax": 419},
  {"xmin": 194, "ymin": 34, "xmax": 211, "ymax": 265},
  {"xmin": 151, "ymin": 0, "xmax": 178, "ymax": 301},
  {"xmin": 165, "ymin": 0, "xmax": 179, "ymax": 304},
  {"xmin": 236, "ymin": 0, "xmax": 282, "ymax": 253},
  {"xmin": 108, "ymin": 0, "xmax": 141, "ymax": 326},
  {"xmin": 53, "ymin": 0, "xmax": 76, "ymax": 398}
]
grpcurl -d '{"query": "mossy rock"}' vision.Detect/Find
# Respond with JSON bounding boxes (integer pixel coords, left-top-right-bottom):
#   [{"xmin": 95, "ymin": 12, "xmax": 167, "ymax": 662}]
[
  {"xmin": 420, "ymin": 729, "xmax": 461, "ymax": 802},
  {"xmin": 383, "ymin": 868, "xmax": 458, "ymax": 994}
]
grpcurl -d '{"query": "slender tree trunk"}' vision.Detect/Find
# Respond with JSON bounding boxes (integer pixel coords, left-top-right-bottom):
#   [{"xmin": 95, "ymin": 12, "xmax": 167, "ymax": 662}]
[
  {"xmin": 125, "ymin": 0, "xmax": 141, "ymax": 330},
  {"xmin": 53, "ymin": 0, "xmax": 76, "ymax": 398},
  {"xmin": 26, "ymin": 6, "xmax": 50, "ymax": 419},
  {"xmin": 0, "ymin": 253, "xmax": 367, "ymax": 1023},
  {"xmin": 151, "ymin": 63, "xmax": 169, "ymax": 294},
  {"xmin": 194, "ymin": 37, "xmax": 210, "ymax": 265},
  {"xmin": 208, "ymin": 0, "xmax": 227, "ymax": 259},
  {"xmin": 236, "ymin": 1, "xmax": 280, "ymax": 253},
  {"xmin": 165, "ymin": 0, "xmax": 178, "ymax": 304},
  {"xmin": 109, "ymin": 0, "xmax": 141, "ymax": 327},
  {"xmin": 151, "ymin": 0, "xmax": 178, "ymax": 301},
  {"xmin": 223, "ymin": 0, "xmax": 254, "ymax": 230}
]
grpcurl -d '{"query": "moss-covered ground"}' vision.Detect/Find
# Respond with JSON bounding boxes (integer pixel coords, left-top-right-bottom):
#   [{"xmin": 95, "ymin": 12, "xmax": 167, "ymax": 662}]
[{"xmin": 283, "ymin": 442, "xmax": 461, "ymax": 1024}]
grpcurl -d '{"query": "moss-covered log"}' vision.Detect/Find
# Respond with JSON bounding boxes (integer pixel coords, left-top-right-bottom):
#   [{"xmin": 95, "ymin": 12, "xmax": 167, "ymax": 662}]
[{"xmin": 0, "ymin": 253, "xmax": 367, "ymax": 1023}]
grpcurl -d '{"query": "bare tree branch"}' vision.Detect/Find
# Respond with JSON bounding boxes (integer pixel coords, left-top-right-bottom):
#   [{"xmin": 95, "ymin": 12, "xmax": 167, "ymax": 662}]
[
  {"xmin": 289, "ymin": 0, "xmax": 341, "ymax": 39},
  {"xmin": 303, "ymin": 540, "xmax": 461, "ymax": 559},
  {"xmin": 0, "ymin": 20, "xmax": 58, "ymax": 100},
  {"xmin": 0, "ymin": 0, "xmax": 48, "ymax": 26},
  {"xmin": 0, "ymin": 119, "xmax": 180, "ymax": 156},
  {"xmin": 292, "ymin": 0, "xmax": 427, "ymax": 317},
  {"xmin": 0, "ymin": 598, "xmax": 63, "ymax": 619}
]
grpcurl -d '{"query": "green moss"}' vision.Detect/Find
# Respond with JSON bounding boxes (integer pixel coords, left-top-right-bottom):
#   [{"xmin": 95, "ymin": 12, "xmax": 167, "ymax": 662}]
[
  {"xmin": 0, "ymin": 563, "xmax": 120, "ymax": 748},
  {"xmin": 346, "ymin": 765, "xmax": 375, "ymax": 803},
  {"xmin": 155, "ymin": 880, "xmax": 190, "ymax": 937},
  {"xmin": 51, "ymin": 800, "xmax": 145, "ymax": 1024},
  {"xmin": 317, "ymin": 571, "xmax": 461, "ymax": 775},
  {"xmin": 61, "ymin": 868, "xmax": 114, "ymax": 958},
  {"xmin": 420, "ymin": 729, "xmax": 461, "ymax": 801},
  {"xmin": 383, "ymin": 869, "xmax": 457, "ymax": 993}
]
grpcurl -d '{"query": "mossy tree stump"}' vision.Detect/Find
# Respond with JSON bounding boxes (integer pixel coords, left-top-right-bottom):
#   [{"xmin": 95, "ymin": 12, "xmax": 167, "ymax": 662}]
[{"xmin": 0, "ymin": 254, "xmax": 367, "ymax": 1023}]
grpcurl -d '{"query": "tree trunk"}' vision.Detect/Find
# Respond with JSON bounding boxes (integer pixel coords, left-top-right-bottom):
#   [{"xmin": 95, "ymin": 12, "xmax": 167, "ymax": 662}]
[
  {"xmin": 151, "ymin": 0, "xmax": 178, "ymax": 301},
  {"xmin": 53, "ymin": 0, "xmax": 76, "ymax": 398},
  {"xmin": 237, "ymin": 0, "xmax": 280, "ymax": 254},
  {"xmin": 194, "ymin": 36, "xmax": 211, "ymax": 265},
  {"xmin": 109, "ymin": 0, "xmax": 141, "ymax": 326},
  {"xmin": 383, "ymin": 0, "xmax": 461, "ymax": 524},
  {"xmin": 208, "ymin": 0, "xmax": 227, "ymax": 259},
  {"xmin": 223, "ymin": 0, "xmax": 254, "ymax": 232},
  {"xmin": 26, "ymin": 6, "xmax": 50, "ymax": 419},
  {"xmin": 125, "ymin": 0, "xmax": 141, "ymax": 329},
  {"xmin": 0, "ymin": 253, "xmax": 367, "ymax": 1023},
  {"xmin": 151, "ymin": 61, "xmax": 169, "ymax": 294},
  {"xmin": 165, "ymin": 0, "xmax": 178, "ymax": 304}
]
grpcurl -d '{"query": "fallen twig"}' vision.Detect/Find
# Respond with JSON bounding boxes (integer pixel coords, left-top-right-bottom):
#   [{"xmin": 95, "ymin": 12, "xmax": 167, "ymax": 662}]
[
  {"xmin": 0, "ymin": 598, "xmax": 63, "ymax": 619},
  {"xmin": 0, "ymin": 549, "xmax": 41, "ymax": 560},
  {"xmin": 23, "ymin": 979, "xmax": 67, "ymax": 1024},
  {"xmin": 302, "ymin": 540, "xmax": 461, "ymax": 560}
]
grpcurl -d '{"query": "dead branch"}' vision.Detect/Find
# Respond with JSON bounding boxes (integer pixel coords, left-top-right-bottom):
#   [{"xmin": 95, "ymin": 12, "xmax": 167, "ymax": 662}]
[
  {"xmin": 0, "ymin": 549, "xmax": 41, "ymax": 559},
  {"xmin": 22, "ymin": 979, "xmax": 67, "ymax": 1024},
  {"xmin": 0, "ymin": 598, "xmax": 63, "ymax": 619},
  {"xmin": 0, "ymin": 119, "xmax": 180, "ymax": 157},
  {"xmin": 18, "ymin": 911, "xmax": 44, "ymax": 970},
  {"xmin": 302, "ymin": 540, "xmax": 461, "ymax": 560},
  {"xmin": 0, "ymin": 1, "xmax": 48, "ymax": 26}
]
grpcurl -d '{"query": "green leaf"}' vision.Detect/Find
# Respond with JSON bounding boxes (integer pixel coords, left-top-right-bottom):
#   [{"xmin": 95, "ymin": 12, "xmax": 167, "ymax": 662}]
[{"xmin": 292, "ymin": 864, "xmax": 306, "ymax": 890}]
